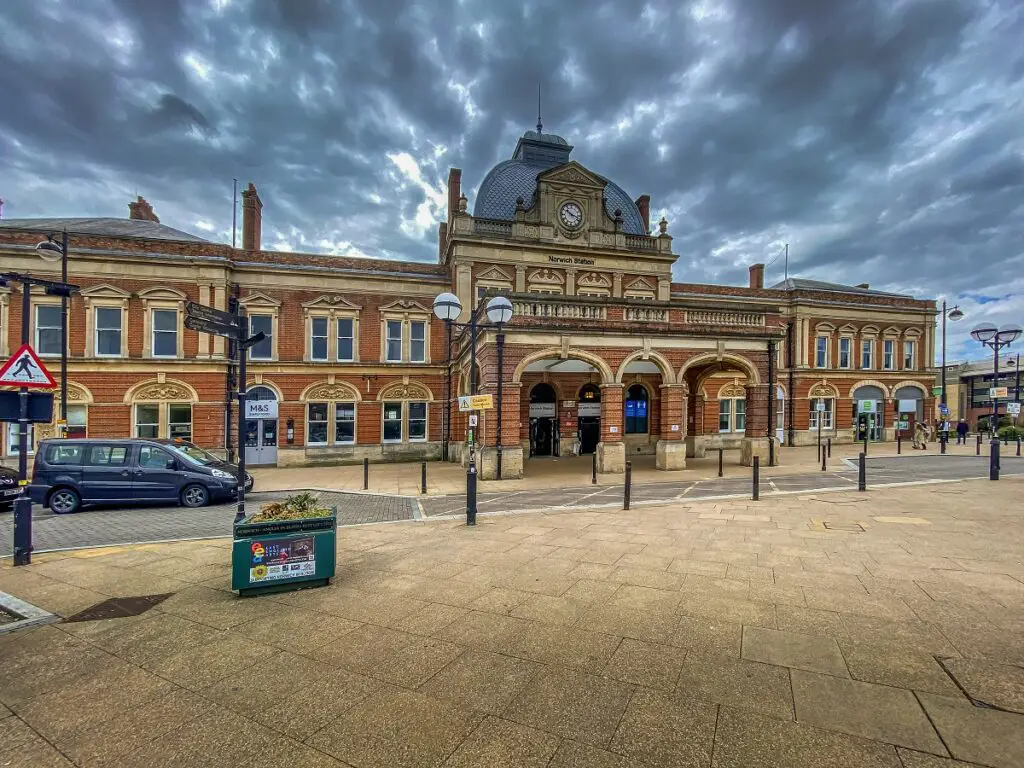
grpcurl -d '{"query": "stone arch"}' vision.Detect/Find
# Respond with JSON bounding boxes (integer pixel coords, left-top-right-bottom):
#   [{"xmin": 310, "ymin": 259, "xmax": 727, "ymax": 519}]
[
  {"xmin": 890, "ymin": 381, "xmax": 928, "ymax": 397},
  {"xmin": 847, "ymin": 380, "xmax": 891, "ymax": 398},
  {"xmin": 512, "ymin": 348, "xmax": 615, "ymax": 384},
  {"xmin": 246, "ymin": 380, "xmax": 284, "ymax": 401},
  {"xmin": 123, "ymin": 378, "xmax": 199, "ymax": 404},
  {"xmin": 57, "ymin": 382, "xmax": 94, "ymax": 405},
  {"xmin": 614, "ymin": 350, "xmax": 674, "ymax": 384},
  {"xmin": 678, "ymin": 352, "xmax": 761, "ymax": 387},
  {"xmin": 376, "ymin": 381, "xmax": 434, "ymax": 401},
  {"xmin": 300, "ymin": 380, "xmax": 362, "ymax": 402}
]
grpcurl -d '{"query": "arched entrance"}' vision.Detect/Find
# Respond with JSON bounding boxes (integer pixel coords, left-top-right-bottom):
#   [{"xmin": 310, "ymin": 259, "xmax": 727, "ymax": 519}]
[
  {"xmin": 624, "ymin": 384, "xmax": 649, "ymax": 436},
  {"xmin": 894, "ymin": 385, "xmax": 926, "ymax": 434},
  {"xmin": 529, "ymin": 383, "xmax": 558, "ymax": 457},
  {"xmin": 244, "ymin": 385, "xmax": 279, "ymax": 465},
  {"xmin": 852, "ymin": 385, "xmax": 886, "ymax": 442},
  {"xmin": 577, "ymin": 383, "xmax": 601, "ymax": 454}
]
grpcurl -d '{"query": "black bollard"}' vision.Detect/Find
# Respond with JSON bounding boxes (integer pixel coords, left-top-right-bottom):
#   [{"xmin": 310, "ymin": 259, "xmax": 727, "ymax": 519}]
[
  {"xmin": 940, "ymin": 434, "xmax": 946, "ymax": 454},
  {"xmin": 421, "ymin": 462, "xmax": 427, "ymax": 494},
  {"xmin": 13, "ymin": 497, "xmax": 32, "ymax": 567},
  {"xmin": 821, "ymin": 447, "xmax": 826, "ymax": 471},
  {"xmin": 623, "ymin": 461, "xmax": 632, "ymax": 510},
  {"xmin": 990, "ymin": 440, "xmax": 1000, "ymax": 481},
  {"xmin": 827, "ymin": 438, "xmax": 832, "ymax": 458},
  {"xmin": 976, "ymin": 433, "xmax": 982, "ymax": 456},
  {"xmin": 752, "ymin": 456, "xmax": 760, "ymax": 501},
  {"xmin": 1017, "ymin": 437, "xmax": 1021, "ymax": 457},
  {"xmin": 363, "ymin": 457, "xmax": 369, "ymax": 490},
  {"xmin": 718, "ymin": 447, "xmax": 724, "ymax": 478},
  {"xmin": 863, "ymin": 436, "xmax": 868, "ymax": 456},
  {"xmin": 897, "ymin": 433, "xmax": 901, "ymax": 454},
  {"xmin": 592, "ymin": 451, "xmax": 597, "ymax": 485},
  {"xmin": 858, "ymin": 452, "xmax": 866, "ymax": 492}
]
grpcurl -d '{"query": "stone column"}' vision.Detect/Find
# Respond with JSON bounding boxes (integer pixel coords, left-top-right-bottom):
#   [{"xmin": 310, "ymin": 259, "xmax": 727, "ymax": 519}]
[
  {"xmin": 685, "ymin": 391, "xmax": 707, "ymax": 458},
  {"xmin": 741, "ymin": 383, "xmax": 777, "ymax": 465},
  {"xmin": 656, "ymin": 384, "xmax": 686, "ymax": 470},
  {"xmin": 597, "ymin": 383, "xmax": 625, "ymax": 473}
]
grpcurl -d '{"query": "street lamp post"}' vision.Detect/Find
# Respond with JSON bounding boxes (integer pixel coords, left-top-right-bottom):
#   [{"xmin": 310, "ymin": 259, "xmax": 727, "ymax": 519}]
[
  {"xmin": 432, "ymin": 292, "xmax": 514, "ymax": 526},
  {"xmin": 939, "ymin": 301, "xmax": 963, "ymax": 408},
  {"xmin": 35, "ymin": 231, "xmax": 70, "ymax": 431},
  {"xmin": 970, "ymin": 323, "xmax": 1022, "ymax": 480}
]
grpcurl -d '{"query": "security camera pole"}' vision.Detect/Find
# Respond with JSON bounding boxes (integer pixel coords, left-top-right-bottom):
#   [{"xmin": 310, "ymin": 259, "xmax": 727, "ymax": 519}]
[{"xmin": 433, "ymin": 292, "xmax": 514, "ymax": 526}]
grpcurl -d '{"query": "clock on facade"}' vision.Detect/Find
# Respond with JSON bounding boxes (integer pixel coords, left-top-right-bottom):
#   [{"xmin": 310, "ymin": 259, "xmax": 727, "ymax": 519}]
[{"xmin": 559, "ymin": 201, "xmax": 583, "ymax": 230}]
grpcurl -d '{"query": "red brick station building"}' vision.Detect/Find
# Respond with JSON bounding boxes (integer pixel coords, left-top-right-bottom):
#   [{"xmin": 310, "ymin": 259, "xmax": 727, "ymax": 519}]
[{"xmin": 0, "ymin": 128, "xmax": 937, "ymax": 477}]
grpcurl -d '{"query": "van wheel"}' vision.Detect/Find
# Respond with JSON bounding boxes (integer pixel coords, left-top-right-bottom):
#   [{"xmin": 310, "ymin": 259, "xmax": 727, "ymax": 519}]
[
  {"xmin": 180, "ymin": 484, "xmax": 210, "ymax": 508},
  {"xmin": 49, "ymin": 488, "xmax": 81, "ymax": 515}
]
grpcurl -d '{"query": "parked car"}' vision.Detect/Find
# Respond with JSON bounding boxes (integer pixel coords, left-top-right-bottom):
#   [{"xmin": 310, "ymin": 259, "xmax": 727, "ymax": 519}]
[
  {"xmin": 29, "ymin": 438, "xmax": 254, "ymax": 514},
  {"xmin": 0, "ymin": 465, "xmax": 20, "ymax": 512}
]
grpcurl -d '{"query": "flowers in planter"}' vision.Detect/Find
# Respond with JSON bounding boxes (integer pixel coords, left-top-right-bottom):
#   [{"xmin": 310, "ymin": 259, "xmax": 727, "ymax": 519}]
[{"xmin": 248, "ymin": 492, "xmax": 332, "ymax": 523}]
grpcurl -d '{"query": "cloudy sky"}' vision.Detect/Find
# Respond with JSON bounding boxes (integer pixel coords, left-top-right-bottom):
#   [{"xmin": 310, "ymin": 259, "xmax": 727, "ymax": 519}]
[{"xmin": 2, "ymin": 0, "xmax": 1022, "ymax": 361}]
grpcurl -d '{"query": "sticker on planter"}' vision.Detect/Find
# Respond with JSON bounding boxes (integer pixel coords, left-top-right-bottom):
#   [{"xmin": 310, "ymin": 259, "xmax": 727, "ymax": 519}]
[{"xmin": 250, "ymin": 536, "xmax": 316, "ymax": 583}]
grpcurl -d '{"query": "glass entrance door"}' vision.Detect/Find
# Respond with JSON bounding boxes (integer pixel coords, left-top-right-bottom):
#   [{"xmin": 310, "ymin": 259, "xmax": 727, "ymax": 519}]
[{"xmin": 244, "ymin": 419, "xmax": 278, "ymax": 465}]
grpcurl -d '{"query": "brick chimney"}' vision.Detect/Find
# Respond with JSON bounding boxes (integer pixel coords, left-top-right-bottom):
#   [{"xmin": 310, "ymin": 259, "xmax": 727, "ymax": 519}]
[
  {"xmin": 749, "ymin": 263, "xmax": 765, "ymax": 289},
  {"xmin": 635, "ymin": 195, "xmax": 650, "ymax": 232},
  {"xmin": 447, "ymin": 168, "xmax": 462, "ymax": 220},
  {"xmin": 241, "ymin": 182, "xmax": 262, "ymax": 252},
  {"xmin": 128, "ymin": 195, "xmax": 160, "ymax": 222}
]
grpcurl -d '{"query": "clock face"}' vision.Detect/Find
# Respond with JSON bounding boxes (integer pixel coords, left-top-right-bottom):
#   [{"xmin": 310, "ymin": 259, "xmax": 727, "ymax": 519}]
[{"xmin": 559, "ymin": 201, "xmax": 583, "ymax": 229}]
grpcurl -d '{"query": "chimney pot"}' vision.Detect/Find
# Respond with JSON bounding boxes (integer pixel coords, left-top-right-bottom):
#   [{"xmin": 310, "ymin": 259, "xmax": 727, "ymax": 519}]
[
  {"xmin": 749, "ymin": 263, "xmax": 765, "ymax": 290},
  {"xmin": 635, "ymin": 195, "xmax": 650, "ymax": 232},
  {"xmin": 241, "ymin": 182, "xmax": 263, "ymax": 252},
  {"xmin": 128, "ymin": 195, "xmax": 160, "ymax": 223},
  {"xmin": 447, "ymin": 168, "xmax": 462, "ymax": 222}
]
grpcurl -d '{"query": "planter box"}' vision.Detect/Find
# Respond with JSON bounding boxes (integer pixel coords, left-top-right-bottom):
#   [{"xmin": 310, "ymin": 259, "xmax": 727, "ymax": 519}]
[{"xmin": 231, "ymin": 508, "xmax": 337, "ymax": 597}]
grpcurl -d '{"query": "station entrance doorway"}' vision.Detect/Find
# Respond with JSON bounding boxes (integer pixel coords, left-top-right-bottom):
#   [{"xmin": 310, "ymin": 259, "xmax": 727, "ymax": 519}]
[
  {"xmin": 529, "ymin": 383, "xmax": 558, "ymax": 457},
  {"xmin": 577, "ymin": 383, "xmax": 601, "ymax": 454},
  {"xmin": 243, "ymin": 386, "xmax": 279, "ymax": 466}
]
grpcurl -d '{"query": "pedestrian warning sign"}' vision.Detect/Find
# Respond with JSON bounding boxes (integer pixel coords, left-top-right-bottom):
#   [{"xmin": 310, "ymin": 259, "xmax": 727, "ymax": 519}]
[{"xmin": 0, "ymin": 344, "xmax": 57, "ymax": 389}]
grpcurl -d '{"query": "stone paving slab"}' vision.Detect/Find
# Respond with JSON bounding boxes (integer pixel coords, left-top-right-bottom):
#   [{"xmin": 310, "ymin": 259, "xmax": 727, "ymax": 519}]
[{"xmin": 0, "ymin": 478, "xmax": 1022, "ymax": 766}]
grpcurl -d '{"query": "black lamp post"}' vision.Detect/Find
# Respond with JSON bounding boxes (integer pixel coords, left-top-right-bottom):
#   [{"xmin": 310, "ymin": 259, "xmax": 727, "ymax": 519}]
[
  {"xmin": 35, "ymin": 231, "xmax": 70, "ymax": 432},
  {"xmin": 939, "ymin": 301, "xmax": 963, "ymax": 407},
  {"xmin": 970, "ymin": 322, "xmax": 1022, "ymax": 479},
  {"xmin": 432, "ymin": 291, "xmax": 513, "ymax": 526}
]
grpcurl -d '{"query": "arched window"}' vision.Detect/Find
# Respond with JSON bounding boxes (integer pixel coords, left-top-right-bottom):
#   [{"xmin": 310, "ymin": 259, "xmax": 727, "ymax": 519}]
[
  {"xmin": 530, "ymin": 383, "xmax": 557, "ymax": 403},
  {"xmin": 578, "ymin": 383, "xmax": 601, "ymax": 402},
  {"xmin": 624, "ymin": 384, "xmax": 648, "ymax": 434}
]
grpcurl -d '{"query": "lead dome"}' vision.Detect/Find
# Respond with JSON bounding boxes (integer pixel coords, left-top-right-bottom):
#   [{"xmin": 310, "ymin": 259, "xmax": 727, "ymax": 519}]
[{"xmin": 473, "ymin": 129, "xmax": 647, "ymax": 235}]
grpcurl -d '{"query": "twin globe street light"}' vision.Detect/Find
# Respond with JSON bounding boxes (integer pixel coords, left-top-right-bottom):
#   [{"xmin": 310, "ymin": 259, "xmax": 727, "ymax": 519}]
[
  {"xmin": 433, "ymin": 291, "xmax": 514, "ymax": 526},
  {"xmin": 969, "ymin": 321, "xmax": 1022, "ymax": 480}
]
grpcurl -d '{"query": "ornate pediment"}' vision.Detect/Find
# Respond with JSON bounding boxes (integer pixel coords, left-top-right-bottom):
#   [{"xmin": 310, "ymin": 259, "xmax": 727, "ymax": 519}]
[
  {"xmin": 623, "ymin": 276, "xmax": 656, "ymax": 292},
  {"xmin": 240, "ymin": 291, "xmax": 282, "ymax": 308},
  {"xmin": 138, "ymin": 286, "xmax": 187, "ymax": 301},
  {"xmin": 526, "ymin": 268, "xmax": 565, "ymax": 286},
  {"xmin": 809, "ymin": 382, "xmax": 839, "ymax": 398},
  {"xmin": 538, "ymin": 161, "xmax": 606, "ymax": 188},
  {"xmin": 838, "ymin": 323, "xmax": 858, "ymax": 334},
  {"xmin": 303, "ymin": 381, "xmax": 361, "ymax": 402},
  {"xmin": 128, "ymin": 382, "xmax": 196, "ymax": 402},
  {"xmin": 577, "ymin": 271, "xmax": 612, "ymax": 288},
  {"xmin": 378, "ymin": 382, "xmax": 432, "ymax": 401},
  {"xmin": 476, "ymin": 265, "xmax": 513, "ymax": 283},
  {"xmin": 79, "ymin": 284, "xmax": 132, "ymax": 300},
  {"xmin": 718, "ymin": 383, "xmax": 746, "ymax": 399},
  {"xmin": 379, "ymin": 299, "xmax": 431, "ymax": 314},
  {"xmin": 302, "ymin": 295, "xmax": 362, "ymax": 311}
]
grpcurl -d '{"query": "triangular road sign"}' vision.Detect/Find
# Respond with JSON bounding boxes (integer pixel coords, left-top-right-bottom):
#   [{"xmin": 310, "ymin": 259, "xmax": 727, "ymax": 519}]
[{"xmin": 0, "ymin": 344, "xmax": 57, "ymax": 389}]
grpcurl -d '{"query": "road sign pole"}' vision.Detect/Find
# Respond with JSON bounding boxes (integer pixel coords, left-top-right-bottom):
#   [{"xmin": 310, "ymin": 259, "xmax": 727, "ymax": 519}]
[
  {"xmin": 13, "ymin": 279, "xmax": 32, "ymax": 566},
  {"xmin": 234, "ymin": 313, "xmax": 247, "ymax": 524}
]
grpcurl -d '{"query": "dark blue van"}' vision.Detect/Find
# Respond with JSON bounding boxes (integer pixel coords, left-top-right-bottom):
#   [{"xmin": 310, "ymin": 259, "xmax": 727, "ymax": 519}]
[{"xmin": 30, "ymin": 438, "xmax": 254, "ymax": 514}]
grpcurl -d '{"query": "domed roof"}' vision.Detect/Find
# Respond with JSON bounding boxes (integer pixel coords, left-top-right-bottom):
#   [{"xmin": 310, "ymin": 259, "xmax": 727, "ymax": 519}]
[{"xmin": 473, "ymin": 130, "xmax": 647, "ymax": 236}]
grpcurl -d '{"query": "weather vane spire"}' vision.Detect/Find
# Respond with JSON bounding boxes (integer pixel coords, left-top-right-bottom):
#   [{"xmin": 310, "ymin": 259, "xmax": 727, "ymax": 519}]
[{"xmin": 536, "ymin": 83, "xmax": 542, "ymax": 134}]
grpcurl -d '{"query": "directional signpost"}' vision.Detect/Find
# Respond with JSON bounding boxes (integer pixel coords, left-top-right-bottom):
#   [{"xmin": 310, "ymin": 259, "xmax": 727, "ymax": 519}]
[{"xmin": 185, "ymin": 301, "xmax": 264, "ymax": 522}]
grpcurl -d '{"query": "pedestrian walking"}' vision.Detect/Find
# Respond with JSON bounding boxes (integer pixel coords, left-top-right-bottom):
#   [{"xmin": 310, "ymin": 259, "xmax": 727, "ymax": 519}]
[
  {"xmin": 956, "ymin": 419, "xmax": 969, "ymax": 445},
  {"xmin": 940, "ymin": 419, "xmax": 951, "ymax": 444},
  {"xmin": 913, "ymin": 421, "xmax": 928, "ymax": 450}
]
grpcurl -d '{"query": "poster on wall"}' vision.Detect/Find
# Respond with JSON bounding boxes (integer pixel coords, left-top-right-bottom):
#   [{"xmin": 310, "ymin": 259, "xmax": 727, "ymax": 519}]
[
  {"xmin": 249, "ymin": 536, "xmax": 315, "ymax": 583},
  {"xmin": 578, "ymin": 402, "xmax": 600, "ymax": 417}
]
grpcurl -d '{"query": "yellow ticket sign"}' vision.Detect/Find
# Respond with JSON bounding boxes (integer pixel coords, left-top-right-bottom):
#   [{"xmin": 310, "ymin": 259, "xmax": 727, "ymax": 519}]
[{"xmin": 458, "ymin": 394, "xmax": 494, "ymax": 411}]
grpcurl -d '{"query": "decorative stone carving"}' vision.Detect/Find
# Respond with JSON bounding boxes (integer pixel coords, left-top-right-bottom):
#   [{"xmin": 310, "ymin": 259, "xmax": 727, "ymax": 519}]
[
  {"xmin": 134, "ymin": 384, "xmax": 193, "ymax": 401},
  {"xmin": 578, "ymin": 272, "xmax": 612, "ymax": 288},
  {"xmin": 477, "ymin": 265, "xmax": 513, "ymax": 282},
  {"xmin": 526, "ymin": 268, "xmax": 564, "ymax": 286},
  {"xmin": 55, "ymin": 385, "xmax": 88, "ymax": 402},
  {"xmin": 719, "ymin": 383, "xmax": 746, "ymax": 398},
  {"xmin": 624, "ymin": 276, "xmax": 656, "ymax": 292},
  {"xmin": 658, "ymin": 216, "xmax": 668, "ymax": 235},
  {"xmin": 458, "ymin": 194, "xmax": 468, "ymax": 213},
  {"xmin": 379, "ymin": 383, "xmax": 430, "ymax": 400},
  {"xmin": 305, "ymin": 383, "xmax": 360, "ymax": 401},
  {"xmin": 809, "ymin": 384, "xmax": 837, "ymax": 398}
]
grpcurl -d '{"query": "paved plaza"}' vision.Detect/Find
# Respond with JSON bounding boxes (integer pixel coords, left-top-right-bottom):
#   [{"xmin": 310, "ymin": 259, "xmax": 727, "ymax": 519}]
[{"xmin": 1, "ymin": 476, "xmax": 1023, "ymax": 767}]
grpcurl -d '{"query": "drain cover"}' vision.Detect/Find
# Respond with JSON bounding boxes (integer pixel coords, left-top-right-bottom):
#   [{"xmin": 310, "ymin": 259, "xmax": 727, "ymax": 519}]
[
  {"xmin": 63, "ymin": 593, "xmax": 175, "ymax": 623},
  {"xmin": 822, "ymin": 521, "xmax": 866, "ymax": 532}
]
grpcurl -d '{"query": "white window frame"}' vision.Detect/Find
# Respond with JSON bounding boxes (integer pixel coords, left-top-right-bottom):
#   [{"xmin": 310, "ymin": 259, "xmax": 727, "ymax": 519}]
[
  {"xmin": 903, "ymin": 340, "xmax": 916, "ymax": 370},
  {"xmin": 238, "ymin": 293, "xmax": 281, "ymax": 362},
  {"xmin": 5, "ymin": 423, "xmax": 36, "ymax": 456},
  {"xmin": 34, "ymin": 303, "xmax": 63, "ymax": 358},
  {"xmin": 718, "ymin": 397, "xmax": 746, "ymax": 433},
  {"xmin": 139, "ymin": 288, "xmax": 186, "ymax": 359},
  {"xmin": 134, "ymin": 403, "xmax": 161, "ymax": 439},
  {"xmin": 883, "ymin": 339, "xmax": 895, "ymax": 370},
  {"xmin": 381, "ymin": 400, "xmax": 428, "ymax": 443},
  {"xmin": 306, "ymin": 402, "xmax": 330, "ymax": 446},
  {"xmin": 838, "ymin": 337, "xmax": 852, "ymax": 369},
  {"xmin": 337, "ymin": 317, "xmax": 356, "ymax": 363},
  {"xmin": 334, "ymin": 402, "xmax": 356, "ymax": 445},
  {"xmin": 409, "ymin": 321, "xmax": 426, "ymax": 363},
  {"xmin": 247, "ymin": 313, "xmax": 274, "ymax": 361},
  {"xmin": 310, "ymin": 317, "xmax": 329, "ymax": 362},
  {"xmin": 151, "ymin": 308, "xmax": 180, "ymax": 359},
  {"xmin": 382, "ymin": 401, "xmax": 404, "ymax": 442},
  {"xmin": 133, "ymin": 401, "xmax": 192, "ymax": 439},
  {"xmin": 861, "ymin": 339, "xmax": 873, "ymax": 370},
  {"xmin": 815, "ymin": 336, "xmax": 829, "ymax": 369},
  {"xmin": 66, "ymin": 403, "xmax": 88, "ymax": 438},
  {"xmin": 808, "ymin": 398, "xmax": 835, "ymax": 430},
  {"xmin": 385, "ymin": 320, "xmax": 403, "ymax": 363},
  {"xmin": 81, "ymin": 285, "xmax": 131, "ymax": 358},
  {"xmin": 475, "ymin": 282, "xmax": 512, "ymax": 307},
  {"xmin": 94, "ymin": 306, "xmax": 124, "ymax": 358}
]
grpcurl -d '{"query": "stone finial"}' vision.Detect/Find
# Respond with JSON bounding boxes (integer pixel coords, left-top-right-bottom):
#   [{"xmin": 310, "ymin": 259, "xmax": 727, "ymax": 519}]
[
  {"xmin": 457, "ymin": 194, "xmax": 468, "ymax": 213},
  {"xmin": 658, "ymin": 216, "xmax": 668, "ymax": 235},
  {"xmin": 515, "ymin": 196, "xmax": 525, "ymax": 211}
]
